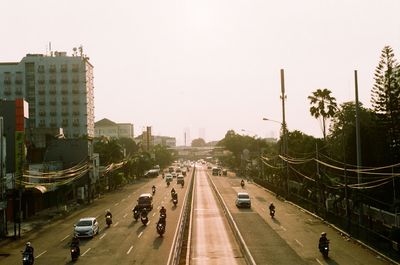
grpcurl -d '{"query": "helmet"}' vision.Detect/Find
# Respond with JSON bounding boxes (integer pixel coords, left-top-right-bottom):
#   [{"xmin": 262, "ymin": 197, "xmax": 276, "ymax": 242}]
[
  {"xmin": 321, "ymin": 232, "xmax": 327, "ymax": 237},
  {"xmin": 26, "ymin": 242, "xmax": 31, "ymax": 246}
]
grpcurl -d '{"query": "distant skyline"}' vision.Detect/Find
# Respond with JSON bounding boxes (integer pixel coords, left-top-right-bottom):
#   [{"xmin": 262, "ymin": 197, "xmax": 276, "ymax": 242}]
[{"xmin": 1, "ymin": 0, "xmax": 400, "ymax": 145}]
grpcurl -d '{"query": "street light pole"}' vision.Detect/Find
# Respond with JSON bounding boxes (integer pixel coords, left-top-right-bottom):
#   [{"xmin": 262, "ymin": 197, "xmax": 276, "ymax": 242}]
[{"xmin": 280, "ymin": 69, "xmax": 289, "ymax": 197}]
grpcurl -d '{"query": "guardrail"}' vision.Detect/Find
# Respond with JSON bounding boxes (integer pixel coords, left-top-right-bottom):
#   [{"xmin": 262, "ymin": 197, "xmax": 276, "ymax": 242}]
[
  {"xmin": 207, "ymin": 173, "xmax": 257, "ymax": 265},
  {"xmin": 167, "ymin": 166, "xmax": 195, "ymax": 265}
]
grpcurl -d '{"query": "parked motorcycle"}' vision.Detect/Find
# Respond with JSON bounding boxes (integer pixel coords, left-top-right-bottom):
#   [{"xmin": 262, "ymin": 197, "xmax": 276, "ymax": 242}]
[{"xmin": 70, "ymin": 245, "xmax": 79, "ymax": 261}]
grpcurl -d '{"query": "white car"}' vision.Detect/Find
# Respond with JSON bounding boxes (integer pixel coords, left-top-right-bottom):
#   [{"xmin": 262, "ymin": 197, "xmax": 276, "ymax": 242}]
[
  {"xmin": 74, "ymin": 217, "xmax": 99, "ymax": 238},
  {"xmin": 235, "ymin": 192, "xmax": 251, "ymax": 208}
]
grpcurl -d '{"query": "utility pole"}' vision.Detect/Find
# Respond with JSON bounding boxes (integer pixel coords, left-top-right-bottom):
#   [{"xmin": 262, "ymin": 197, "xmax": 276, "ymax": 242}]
[
  {"xmin": 280, "ymin": 69, "xmax": 289, "ymax": 197},
  {"xmin": 354, "ymin": 70, "xmax": 363, "ymax": 226}
]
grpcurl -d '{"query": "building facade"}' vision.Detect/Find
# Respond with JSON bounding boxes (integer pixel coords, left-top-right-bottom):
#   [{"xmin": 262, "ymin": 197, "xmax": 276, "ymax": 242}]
[
  {"xmin": 94, "ymin": 118, "xmax": 134, "ymax": 139},
  {"xmin": 0, "ymin": 51, "xmax": 95, "ymax": 141}
]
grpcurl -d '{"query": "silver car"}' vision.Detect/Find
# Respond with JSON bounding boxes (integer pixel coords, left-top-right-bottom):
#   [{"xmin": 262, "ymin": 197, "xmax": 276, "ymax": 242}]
[
  {"xmin": 235, "ymin": 192, "xmax": 251, "ymax": 208},
  {"xmin": 74, "ymin": 217, "xmax": 99, "ymax": 238}
]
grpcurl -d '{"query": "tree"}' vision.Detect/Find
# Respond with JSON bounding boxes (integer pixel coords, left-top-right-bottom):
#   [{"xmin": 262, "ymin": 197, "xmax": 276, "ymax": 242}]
[
  {"xmin": 117, "ymin": 137, "xmax": 139, "ymax": 156},
  {"xmin": 153, "ymin": 144, "xmax": 174, "ymax": 169},
  {"xmin": 191, "ymin": 138, "xmax": 206, "ymax": 147},
  {"xmin": 94, "ymin": 138, "xmax": 124, "ymax": 166},
  {"xmin": 371, "ymin": 46, "xmax": 400, "ymax": 161},
  {"xmin": 308, "ymin": 88, "xmax": 338, "ymax": 141}
]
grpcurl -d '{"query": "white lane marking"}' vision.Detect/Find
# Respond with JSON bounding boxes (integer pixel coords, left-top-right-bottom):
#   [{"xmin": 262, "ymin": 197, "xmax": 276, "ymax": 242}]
[
  {"xmin": 100, "ymin": 233, "xmax": 106, "ymax": 240},
  {"xmin": 123, "ymin": 213, "xmax": 128, "ymax": 218},
  {"xmin": 115, "ymin": 203, "xmax": 119, "ymax": 206},
  {"xmin": 152, "ymin": 213, "xmax": 156, "ymax": 217},
  {"xmin": 128, "ymin": 195, "xmax": 131, "ymax": 198},
  {"xmin": 308, "ymin": 218, "xmax": 313, "ymax": 222},
  {"xmin": 95, "ymin": 215, "xmax": 100, "ymax": 219},
  {"xmin": 316, "ymin": 258, "xmax": 324, "ymax": 265},
  {"xmin": 138, "ymin": 232, "xmax": 143, "ymax": 238},
  {"xmin": 60, "ymin": 234, "xmax": 70, "ymax": 242},
  {"xmin": 113, "ymin": 222, "xmax": 119, "ymax": 227},
  {"xmin": 126, "ymin": 246, "xmax": 133, "ymax": 254},
  {"xmin": 295, "ymin": 239, "xmax": 304, "ymax": 247},
  {"xmin": 280, "ymin": 225, "xmax": 287, "ymax": 231},
  {"xmin": 121, "ymin": 198, "xmax": 126, "ymax": 202},
  {"xmin": 82, "ymin": 248, "xmax": 91, "ymax": 256},
  {"xmin": 35, "ymin": 250, "xmax": 47, "ymax": 258},
  {"xmin": 148, "ymin": 221, "xmax": 151, "ymax": 225}
]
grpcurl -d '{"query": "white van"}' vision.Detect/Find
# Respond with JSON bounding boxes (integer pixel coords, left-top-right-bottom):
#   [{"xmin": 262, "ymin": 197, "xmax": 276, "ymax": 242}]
[
  {"xmin": 165, "ymin": 173, "xmax": 173, "ymax": 183},
  {"xmin": 177, "ymin": 175, "xmax": 184, "ymax": 185}
]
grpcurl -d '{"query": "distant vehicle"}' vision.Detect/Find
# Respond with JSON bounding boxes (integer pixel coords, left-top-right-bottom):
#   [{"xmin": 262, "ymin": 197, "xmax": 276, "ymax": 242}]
[
  {"xmin": 207, "ymin": 165, "xmax": 212, "ymax": 169},
  {"xmin": 235, "ymin": 192, "xmax": 251, "ymax": 208},
  {"xmin": 222, "ymin": 169, "xmax": 228, "ymax": 176},
  {"xmin": 182, "ymin": 170, "xmax": 187, "ymax": 176},
  {"xmin": 175, "ymin": 167, "xmax": 182, "ymax": 173},
  {"xmin": 212, "ymin": 167, "xmax": 221, "ymax": 176},
  {"xmin": 169, "ymin": 167, "xmax": 174, "ymax": 173},
  {"xmin": 144, "ymin": 169, "xmax": 159, "ymax": 178},
  {"xmin": 137, "ymin": 193, "xmax": 153, "ymax": 210},
  {"xmin": 74, "ymin": 217, "xmax": 99, "ymax": 238},
  {"xmin": 171, "ymin": 172, "xmax": 177, "ymax": 178},
  {"xmin": 165, "ymin": 173, "xmax": 173, "ymax": 183},
  {"xmin": 177, "ymin": 175, "xmax": 184, "ymax": 185}
]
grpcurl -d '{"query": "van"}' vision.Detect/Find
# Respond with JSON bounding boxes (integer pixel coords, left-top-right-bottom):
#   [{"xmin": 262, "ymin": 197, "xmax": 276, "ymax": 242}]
[
  {"xmin": 212, "ymin": 167, "xmax": 221, "ymax": 176},
  {"xmin": 137, "ymin": 193, "xmax": 153, "ymax": 210},
  {"xmin": 177, "ymin": 175, "xmax": 184, "ymax": 185},
  {"xmin": 165, "ymin": 173, "xmax": 173, "ymax": 183}
]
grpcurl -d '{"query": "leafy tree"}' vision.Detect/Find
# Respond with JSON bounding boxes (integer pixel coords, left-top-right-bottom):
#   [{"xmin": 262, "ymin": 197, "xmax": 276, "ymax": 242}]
[
  {"xmin": 94, "ymin": 138, "xmax": 123, "ymax": 166},
  {"xmin": 153, "ymin": 144, "xmax": 174, "ymax": 169},
  {"xmin": 308, "ymin": 88, "xmax": 338, "ymax": 140},
  {"xmin": 191, "ymin": 138, "xmax": 206, "ymax": 147},
  {"xmin": 371, "ymin": 46, "xmax": 400, "ymax": 161},
  {"xmin": 117, "ymin": 137, "xmax": 139, "ymax": 156}
]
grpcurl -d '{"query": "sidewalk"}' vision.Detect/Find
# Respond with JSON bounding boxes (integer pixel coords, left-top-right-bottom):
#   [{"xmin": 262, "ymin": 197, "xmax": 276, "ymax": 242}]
[{"xmin": 0, "ymin": 202, "xmax": 82, "ymax": 252}]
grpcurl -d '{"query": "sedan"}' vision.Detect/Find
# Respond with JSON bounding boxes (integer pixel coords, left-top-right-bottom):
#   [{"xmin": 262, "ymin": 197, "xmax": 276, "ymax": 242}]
[{"xmin": 74, "ymin": 217, "xmax": 99, "ymax": 238}]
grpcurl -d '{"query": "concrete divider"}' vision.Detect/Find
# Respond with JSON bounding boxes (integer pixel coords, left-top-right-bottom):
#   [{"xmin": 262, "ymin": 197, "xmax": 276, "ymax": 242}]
[{"xmin": 207, "ymin": 174, "xmax": 257, "ymax": 265}]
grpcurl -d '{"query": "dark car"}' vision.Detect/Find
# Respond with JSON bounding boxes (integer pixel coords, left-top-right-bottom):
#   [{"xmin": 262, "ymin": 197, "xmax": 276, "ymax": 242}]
[{"xmin": 137, "ymin": 193, "xmax": 153, "ymax": 210}]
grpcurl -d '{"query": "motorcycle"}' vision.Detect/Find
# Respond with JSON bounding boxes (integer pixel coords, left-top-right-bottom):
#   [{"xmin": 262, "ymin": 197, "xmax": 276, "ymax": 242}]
[
  {"xmin": 141, "ymin": 211, "xmax": 149, "ymax": 226},
  {"xmin": 133, "ymin": 209, "xmax": 140, "ymax": 221},
  {"xmin": 70, "ymin": 245, "xmax": 79, "ymax": 261},
  {"xmin": 241, "ymin": 180, "xmax": 245, "ymax": 188},
  {"xmin": 173, "ymin": 197, "xmax": 178, "ymax": 206},
  {"xmin": 152, "ymin": 187, "xmax": 156, "ymax": 195},
  {"xmin": 106, "ymin": 215, "xmax": 112, "ymax": 227},
  {"xmin": 319, "ymin": 241, "xmax": 330, "ymax": 258},
  {"xmin": 181, "ymin": 182, "xmax": 184, "ymax": 188},
  {"xmin": 22, "ymin": 251, "xmax": 33, "ymax": 265},
  {"xmin": 156, "ymin": 222, "xmax": 165, "ymax": 236},
  {"xmin": 167, "ymin": 181, "xmax": 170, "ymax": 187},
  {"xmin": 270, "ymin": 209, "xmax": 275, "ymax": 218}
]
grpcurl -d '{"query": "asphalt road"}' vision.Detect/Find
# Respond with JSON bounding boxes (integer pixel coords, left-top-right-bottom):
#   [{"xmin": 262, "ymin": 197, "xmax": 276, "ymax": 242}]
[
  {"xmin": 189, "ymin": 166, "xmax": 246, "ymax": 265},
  {"xmin": 0, "ymin": 170, "xmax": 192, "ymax": 265},
  {"xmin": 211, "ymin": 173, "xmax": 395, "ymax": 265}
]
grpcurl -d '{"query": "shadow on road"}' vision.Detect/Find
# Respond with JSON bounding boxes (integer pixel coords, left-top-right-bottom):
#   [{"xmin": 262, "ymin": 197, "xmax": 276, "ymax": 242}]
[
  {"xmin": 271, "ymin": 217, "xmax": 281, "ymax": 225},
  {"xmin": 324, "ymin": 257, "xmax": 339, "ymax": 265},
  {"xmin": 152, "ymin": 236, "xmax": 164, "ymax": 249},
  {"xmin": 136, "ymin": 224, "xmax": 147, "ymax": 235},
  {"xmin": 128, "ymin": 220, "xmax": 138, "ymax": 228}
]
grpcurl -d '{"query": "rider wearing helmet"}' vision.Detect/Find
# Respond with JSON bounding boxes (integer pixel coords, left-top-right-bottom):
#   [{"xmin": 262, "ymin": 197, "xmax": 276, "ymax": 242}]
[
  {"xmin": 24, "ymin": 242, "xmax": 34, "ymax": 263},
  {"xmin": 105, "ymin": 209, "xmax": 112, "ymax": 218},
  {"xmin": 70, "ymin": 236, "xmax": 81, "ymax": 256},
  {"xmin": 319, "ymin": 232, "xmax": 329, "ymax": 250}
]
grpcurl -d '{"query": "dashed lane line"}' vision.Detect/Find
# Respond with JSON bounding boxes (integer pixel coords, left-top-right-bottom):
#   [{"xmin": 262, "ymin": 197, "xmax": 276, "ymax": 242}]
[
  {"xmin": 280, "ymin": 225, "xmax": 287, "ymax": 231},
  {"xmin": 152, "ymin": 213, "xmax": 156, "ymax": 217},
  {"xmin": 60, "ymin": 234, "xmax": 70, "ymax": 242},
  {"xmin": 138, "ymin": 232, "xmax": 143, "ymax": 238},
  {"xmin": 126, "ymin": 246, "xmax": 133, "ymax": 254},
  {"xmin": 115, "ymin": 203, "xmax": 119, "ymax": 206},
  {"xmin": 316, "ymin": 258, "xmax": 324, "ymax": 265},
  {"xmin": 113, "ymin": 222, "xmax": 119, "ymax": 227},
  {"xmin": 82, "ymin": 248, "xmax": 91, "ymax": 257},
  {"xmin": 295, "ymin": 239, "xmax": 304, "ymax": 247},
  {"xmin": 123, "ymin": 213, "xmax": 128, "ymax": 218},
  {"xmin": 35, "ymin": 250, "xmax": 47, "ymax": 259},
  {"xmin": 121, "ymin": 198, "xmax": 126, "ymax": 202},
  {"xmin": 100, "ymin": 233, "xmax": 106, "ymax": 240}
]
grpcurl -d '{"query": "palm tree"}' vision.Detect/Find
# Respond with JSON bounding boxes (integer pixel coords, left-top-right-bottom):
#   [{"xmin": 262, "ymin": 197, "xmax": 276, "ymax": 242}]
[{"xmin": 308, "ymin": 88, "xmax": 338, "ymax": 140}]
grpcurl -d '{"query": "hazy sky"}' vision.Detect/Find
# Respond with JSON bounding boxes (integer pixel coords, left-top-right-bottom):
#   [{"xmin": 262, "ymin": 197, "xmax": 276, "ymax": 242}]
[{"xmin": 1, "ymin": 0, "xmax": 400, "ymax": 145}]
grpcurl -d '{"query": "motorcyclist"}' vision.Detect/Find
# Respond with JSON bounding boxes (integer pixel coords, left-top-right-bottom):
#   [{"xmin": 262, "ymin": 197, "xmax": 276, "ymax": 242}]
[
  {"xmin": 24, "ymin": 242, "xmax": 34, "ymax": 263},
  {"xmin": 70, "ymin": 236, "xmax": 80, "ymax": 256},
  {"xmin": 141, "ymin": 208, "xmax": 148, "ymax": 218},
  {"xmin": 172, "ymin": 191, "xmax": 178, "ymax": 200},
  {"xmin": 105, "ymin": 209, "xmax": 112, "ymax": 218},
  {"xmin": 171, "ymin": 187, "xmax": 176, "ymax": 196},
  {"xmin": 319, "ymin": 232, "xmax": 329, "ymax": 250},
  {"xmin": 181, "ymin": 179, "xmax": 185, "ymax": 187},
  {"xmin": 269, "ymin": 202, "xmax": 275, "ymax": 214},
  {"xmin": 152, "ymin": 185, "xmax": 156, "ymax": 192},
  {"xmin": 241, "ymin": 179, "xmax": 245, "ymax": 187},
  {"xmin": 159, "ymin": 206, "xmax": 167, "ymax": 224}
]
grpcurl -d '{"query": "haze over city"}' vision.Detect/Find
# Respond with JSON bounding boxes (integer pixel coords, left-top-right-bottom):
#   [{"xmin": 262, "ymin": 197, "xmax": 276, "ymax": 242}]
[{"xmin": 1, "ymin": 0, "xmax": 400, "ymax": 145}]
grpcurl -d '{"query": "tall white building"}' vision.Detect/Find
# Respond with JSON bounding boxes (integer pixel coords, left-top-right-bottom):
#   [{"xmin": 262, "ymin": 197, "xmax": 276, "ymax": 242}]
[{"xmin": 0, "ymin": 50, "xmax": 94, "ymax": 140}]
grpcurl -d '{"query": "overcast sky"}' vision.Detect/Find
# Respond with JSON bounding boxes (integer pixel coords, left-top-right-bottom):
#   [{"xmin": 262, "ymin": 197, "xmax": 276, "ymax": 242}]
[{"xmin": 1, "ymin": 0, "xmax": 400, "ymax": 145}]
